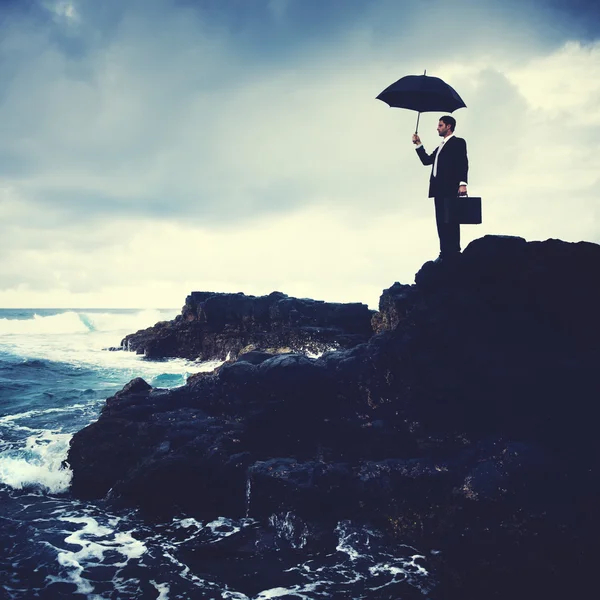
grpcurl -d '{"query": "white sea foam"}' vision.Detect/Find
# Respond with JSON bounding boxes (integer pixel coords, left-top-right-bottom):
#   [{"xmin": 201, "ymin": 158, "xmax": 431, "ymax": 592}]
[
  {"xmin": 165, "ymin": 516, "xmax": 249, "ymax": 550},
  {"xmin": 305, "ymin": 345, "xmax": 338, "ymax": 359},
  {"xmin": 369, "ymin": 558, "xmax": 423, "ymax": 581},
  {"xmin": 204, "ymin": 516, "xmax": 248, "ymax": 538},
  {"xmin": 150, "ymin": 581, "xmax": 171, "ymax": 600},
  {"xmin": 0, "ymin": 308, "xmax": 221, "ymax": 384},
  {"xmin": 277, "ymin": 520, "xmax": 433, "ymax": 597},
  {"xmin": 0, "ymin": 404, "xmax": 91, "ymax": 427},
  {"xmin": 0, "ymin": 431, "xmax": 73, "ymax": 493},
  {"xmin": 45, "ymin": 515, "xmax": 148, "ymax": 597},
  {"xmin": 0, "ymin": 309, "xmax": 173, "ymax": 337},
  {"xmin": 80, "ymin": 309, "xmax": 168, "ymax": 333},
  {"xmin": 255, "ymin": 585, "xmax": 322, "ymax": 599},
  {"xmin": 367, "ymin": 554, "xmax": 431, "ymax": 594},
  {"xmin": 162, "ymin": 550, "xmax": 210, "ymax": 588},
  {"xmin": 0, "ymin": 405, "xmax": 105, "ymax": 494},
  {"xmin": 176, "ymin": 517, "xmax": 203, "ymax": 529},
  {"xmin": 335, "ymin": 521, "xmax": 366, "ymax": 561}
]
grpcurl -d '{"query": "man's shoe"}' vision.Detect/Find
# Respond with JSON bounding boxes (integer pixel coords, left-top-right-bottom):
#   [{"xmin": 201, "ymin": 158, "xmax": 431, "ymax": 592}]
[{"xmin": 433, "ymin": 251, "xmax": 460, "ymax": 264}]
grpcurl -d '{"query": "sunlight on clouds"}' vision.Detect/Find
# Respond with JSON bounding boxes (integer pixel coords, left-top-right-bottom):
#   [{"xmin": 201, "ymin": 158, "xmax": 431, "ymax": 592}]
[
  {"xmin": 507, "ymin": 41, "xmax": 600, "ymax": 120},
  {"xmin": 93, "ymin": 205, "xmax": 438, "ymax": 308},
  {"xmin": 0, "ymin": 206, "xmax": 441, "ymax": 309},
  {"xmin": 43, "ymin": 0, "xmax": 79, "ymax": 23}
]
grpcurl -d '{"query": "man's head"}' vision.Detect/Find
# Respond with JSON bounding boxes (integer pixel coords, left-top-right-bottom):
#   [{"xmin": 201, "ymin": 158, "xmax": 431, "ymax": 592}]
[{"xmin": 437, "ymin": 115, "xmax": 456, "ymax": 138}]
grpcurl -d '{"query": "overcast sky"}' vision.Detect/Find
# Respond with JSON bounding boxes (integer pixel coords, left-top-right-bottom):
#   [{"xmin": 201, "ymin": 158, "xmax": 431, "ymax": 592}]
[{"xmin": 0, "ymin": 0, "xmax": 599, "ymax": 309}]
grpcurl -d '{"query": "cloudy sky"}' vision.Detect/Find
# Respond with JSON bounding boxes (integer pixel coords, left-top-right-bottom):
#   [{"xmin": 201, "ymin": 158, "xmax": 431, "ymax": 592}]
[{"xmin": 0, "ymin": 0, "xmax": 599, "ymax": 309}]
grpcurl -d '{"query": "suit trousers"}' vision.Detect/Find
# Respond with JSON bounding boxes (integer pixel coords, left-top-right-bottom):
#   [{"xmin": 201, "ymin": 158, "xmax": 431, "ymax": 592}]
[{"xmin": 434, "ymin": 197, "xmax": 460, "ymax": 256}]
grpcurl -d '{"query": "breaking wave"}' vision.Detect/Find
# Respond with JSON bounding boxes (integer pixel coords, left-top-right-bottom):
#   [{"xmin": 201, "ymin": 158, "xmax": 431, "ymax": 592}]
[{"xmin": 0, "ymin": 309, "xmax": 173, "ymax": 336}]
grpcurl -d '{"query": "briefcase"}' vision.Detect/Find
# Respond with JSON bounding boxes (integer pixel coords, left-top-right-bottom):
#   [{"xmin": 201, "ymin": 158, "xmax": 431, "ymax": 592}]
[{"xmin": 444, "ymin": 195, "xmax": 482, "ymax": 224}]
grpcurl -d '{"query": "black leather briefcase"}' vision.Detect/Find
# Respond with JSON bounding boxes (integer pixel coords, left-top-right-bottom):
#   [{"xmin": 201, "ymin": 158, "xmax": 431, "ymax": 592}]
[{"xmin": 444, "ymin": 196, "xmax": 482, "ymax": 224}]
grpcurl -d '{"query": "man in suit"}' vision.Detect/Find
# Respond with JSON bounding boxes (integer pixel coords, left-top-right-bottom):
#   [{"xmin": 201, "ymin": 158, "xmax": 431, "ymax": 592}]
[{"xmin": 412, "ymin": 115, "xmax": 468, "ymax": 261}]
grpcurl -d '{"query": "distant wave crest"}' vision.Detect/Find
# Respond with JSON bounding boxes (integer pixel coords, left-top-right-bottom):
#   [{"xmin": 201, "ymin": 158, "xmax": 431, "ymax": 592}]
[{"xmin": 0, "ymin": 309, "xmax": 171, "ymax": 336}]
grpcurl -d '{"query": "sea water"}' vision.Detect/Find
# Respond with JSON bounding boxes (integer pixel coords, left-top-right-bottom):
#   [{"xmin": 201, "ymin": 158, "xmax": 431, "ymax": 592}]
[{"xmin": 0, "ymin": 309, "xmax": 434, "ymax": 599}]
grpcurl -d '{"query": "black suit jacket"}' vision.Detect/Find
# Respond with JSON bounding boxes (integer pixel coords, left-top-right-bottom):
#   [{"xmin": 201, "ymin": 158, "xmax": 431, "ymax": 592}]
[{"xmin": 416, "ymin": 136, "xmax": 468, "ymax": 198}]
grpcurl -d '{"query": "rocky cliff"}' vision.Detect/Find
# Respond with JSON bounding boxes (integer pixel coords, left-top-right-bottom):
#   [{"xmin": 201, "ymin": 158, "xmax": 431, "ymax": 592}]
[
  {"xmin": 67, "ymin": 235, "xmax": 600, "ymax": 599},
  {"xmin": 119, "ymin": 290, "xmax": 375, "ymax": 360}
]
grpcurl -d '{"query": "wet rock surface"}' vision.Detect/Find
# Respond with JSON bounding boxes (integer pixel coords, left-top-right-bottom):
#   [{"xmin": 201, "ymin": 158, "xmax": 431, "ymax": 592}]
[
  {"xmin": 120, "ymin": 290, "xmax": 375, "ymax": 360},
  {"xmin": 68, "ymin": 235, "xmax": 600, "ymax": 599}
]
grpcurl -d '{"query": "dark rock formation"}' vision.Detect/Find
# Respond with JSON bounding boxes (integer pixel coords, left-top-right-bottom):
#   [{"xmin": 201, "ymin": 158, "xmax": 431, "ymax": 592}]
[
  {"xmin": 68, "ymin": 235, "xmax": 600, "ymax": 599},
  {"xmin": 120, "ymin": 290, "xmax": 375, "ymax": 360}
]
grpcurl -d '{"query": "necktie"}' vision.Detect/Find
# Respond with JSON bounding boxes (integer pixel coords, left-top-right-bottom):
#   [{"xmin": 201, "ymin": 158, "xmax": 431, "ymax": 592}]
[{"xmin": 433, "ymin": 139, "xmax": 446, "ymax": 178}]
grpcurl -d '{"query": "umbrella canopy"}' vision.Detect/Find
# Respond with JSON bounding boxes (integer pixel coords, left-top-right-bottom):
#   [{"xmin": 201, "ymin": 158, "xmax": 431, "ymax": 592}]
[{"xmin": 376, "ymin": 72, "xmax": 466, "ymax": 133}]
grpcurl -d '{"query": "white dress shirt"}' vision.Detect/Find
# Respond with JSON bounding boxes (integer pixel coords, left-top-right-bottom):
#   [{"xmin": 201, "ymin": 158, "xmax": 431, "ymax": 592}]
[
  {"xmin": 433, "ymin": 133, "xmax": 454, "ymax": 177},
  {"xmin": 415, "ymin": 133, "xmax": 468, "ymax": 187}
]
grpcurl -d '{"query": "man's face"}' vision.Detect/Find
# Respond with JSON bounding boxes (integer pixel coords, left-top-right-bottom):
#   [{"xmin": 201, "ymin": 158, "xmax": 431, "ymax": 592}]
[{"xmin": 437, "ymin": 120, "xmax": 452, "ymax": 137}]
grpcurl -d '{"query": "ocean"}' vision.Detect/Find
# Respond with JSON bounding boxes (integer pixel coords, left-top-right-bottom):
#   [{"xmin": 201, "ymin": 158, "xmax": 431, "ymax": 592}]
[{"xmin": 0, "ymin": 308, "xmax": 434, "ymax": 599}]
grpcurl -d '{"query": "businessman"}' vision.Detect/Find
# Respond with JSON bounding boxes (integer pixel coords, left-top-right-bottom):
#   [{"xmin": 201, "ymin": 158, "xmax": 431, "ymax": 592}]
[{"xmin": 412, "ymin": 115, "xmax": 468, "ymax": 261}]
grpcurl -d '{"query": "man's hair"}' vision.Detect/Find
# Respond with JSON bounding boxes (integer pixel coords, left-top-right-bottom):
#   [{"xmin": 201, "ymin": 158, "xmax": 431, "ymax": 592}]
[{"xmin": 439, "ymin": 115, "xmax": 456, "ymax": 131}]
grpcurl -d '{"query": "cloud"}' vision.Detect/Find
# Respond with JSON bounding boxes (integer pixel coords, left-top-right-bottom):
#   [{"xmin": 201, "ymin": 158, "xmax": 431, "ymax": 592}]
[
  {"xmin": 0, "ymin": 0, "xmax": 577, "ymax": 219},
  {"xmin": 0, "ymin": 0, "xmax": 598, "ymax": 308},
  {"xmin": 0, "ymin": 205, "xmax": 439, "ymax": 308},
  {"xmin": 42, "ymin": 1, "xmax": 78, "ymax": 22},
  {"xmin": 508, "ymin": 41, "xmax": 600, "ymax": 120}
]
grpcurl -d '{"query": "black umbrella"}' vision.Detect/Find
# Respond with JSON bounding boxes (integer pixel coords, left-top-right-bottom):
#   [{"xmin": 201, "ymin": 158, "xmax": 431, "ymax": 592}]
[{"xmin": 376, "ymin": 70, "xmax": 466, "ymax": 133}]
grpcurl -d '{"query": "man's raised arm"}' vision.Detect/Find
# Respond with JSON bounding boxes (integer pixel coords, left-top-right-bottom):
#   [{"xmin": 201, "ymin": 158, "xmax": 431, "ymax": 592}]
[{"xmin": 412, "ymin": 134, "xmax": 435, "ymax": 166}]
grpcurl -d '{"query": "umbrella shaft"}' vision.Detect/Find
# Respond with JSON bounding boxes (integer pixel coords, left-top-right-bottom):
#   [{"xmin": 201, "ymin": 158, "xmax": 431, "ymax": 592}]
[{"xmin": 415, "ymin": 112, "xmax": 421, "ymax": 134}]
